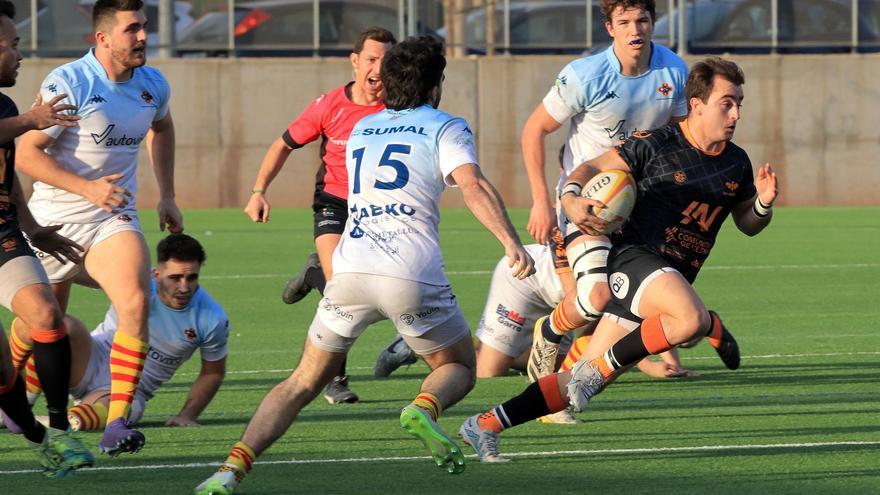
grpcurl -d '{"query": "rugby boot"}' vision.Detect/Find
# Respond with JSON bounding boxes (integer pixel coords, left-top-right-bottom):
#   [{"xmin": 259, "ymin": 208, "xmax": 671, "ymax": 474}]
[
  {"xmin": 323, "ymin": 375, "xmax": 359, "ymax": 404},
  {"xmin": 459, "ymin": 414, "xmax": 509, "ymax": 463},
  {"xmin": 282, "ymin": 253, "xmax": 320, "ymax": 304},
  {"xmin": 374, "ymin": 335, "xmax": 418, "ymax": 377},
  {"xmin": 99, "ymin": 418, "xmax": 145, "ymax": 456},
  {"xmin": 708, "ymin": 310, "xmax": 740, "ymax": 370},
  {"xmin": 400, "ymin": 404, "xmax": 466, "ymax": 474},
  {"xmin": 566, "ymin": 360, "xmax": 607, "ymax": 412},
  {"xmin": 527, "ymin": 316, "xmax": 559, "ymax": 382}
]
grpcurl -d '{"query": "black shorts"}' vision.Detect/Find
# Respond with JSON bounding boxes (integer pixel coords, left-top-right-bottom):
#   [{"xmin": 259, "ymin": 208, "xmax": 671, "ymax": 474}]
[
  {"xmin": 603, "ymin": 245, "xmax": 680, "ymax": 327},
  {"xmin": 0, "ymin": 227, "xmax": 37, "ymax": 268},
  {"xmin": 312, "ymin": 190, "xmax": 348, "ymax": 238}
]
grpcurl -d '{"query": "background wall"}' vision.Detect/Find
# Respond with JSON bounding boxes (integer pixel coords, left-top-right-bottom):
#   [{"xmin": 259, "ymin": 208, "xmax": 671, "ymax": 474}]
[{"xmin": 8, "ymin": 54, "xmax": 880, "ymax": 208}]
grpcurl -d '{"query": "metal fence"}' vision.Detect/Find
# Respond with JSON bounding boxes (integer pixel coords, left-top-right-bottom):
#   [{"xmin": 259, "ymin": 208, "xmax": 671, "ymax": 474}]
[{"xmin": 13, "ymin": 0, "xmax": 880, "ymax": 58}]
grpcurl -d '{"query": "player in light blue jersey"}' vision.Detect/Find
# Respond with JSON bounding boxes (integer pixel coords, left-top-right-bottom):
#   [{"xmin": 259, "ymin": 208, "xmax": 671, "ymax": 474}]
[
  {"xmin": 17, "ymin": 234, "xmax": 228, "ymax": 431},
  {"xmin": 14, "ymin": 0, "xmax": 182, "ymax": 456},
  {"xmin": 195, "ymin": 36, "xmax": 535, "ymax": 495},
  {"xmin": 521, "ymin": 0, "xmax": 689, "ymax": 382}
]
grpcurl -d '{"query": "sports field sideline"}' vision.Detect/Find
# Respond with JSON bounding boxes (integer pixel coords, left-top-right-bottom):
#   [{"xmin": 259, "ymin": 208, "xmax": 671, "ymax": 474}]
[{"xmin": 1, "ymin": 207, "xmax": 878, "ymax": 494}]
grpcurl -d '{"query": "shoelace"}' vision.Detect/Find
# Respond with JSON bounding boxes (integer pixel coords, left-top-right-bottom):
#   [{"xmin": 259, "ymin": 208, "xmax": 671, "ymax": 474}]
[{"xmin": 482, "ymin": 430, "xmax": 501, "ymax": 458}]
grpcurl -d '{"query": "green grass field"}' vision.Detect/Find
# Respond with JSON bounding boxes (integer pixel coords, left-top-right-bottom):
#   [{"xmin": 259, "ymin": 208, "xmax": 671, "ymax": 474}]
[{"xmin": 1, "ymin": 207, "xmax": 878, "ymax": 495}]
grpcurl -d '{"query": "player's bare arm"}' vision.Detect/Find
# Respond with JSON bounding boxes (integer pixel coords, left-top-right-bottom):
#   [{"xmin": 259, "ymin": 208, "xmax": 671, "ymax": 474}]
[
  {"xmin": 165, "ymin": 357, "xmax": 226, "ymax": 427},
  {"xmin": 559, "ymin": 149, "xmax": 630, "ymax": 235},
  {"xmin": 0, "ymin": 93, "xmax": 79, "ymax": 143},
  {"xmin": 521, "ymin": 104, "xmax": 563, "ymax": 245},
  {"xmin": 16, "ymin": 129, "xmax": 132, "ymax": 213},
  {"xmin": 148, "ymin": 111, "xmax": 183, "ymax": 233},
  {"xmin": 451, "ymin": 163, "xmax": 535, "ymax": 280},
  {"xmin": 244, "ymin": 137, "xmax": 294, "ymax": 223},
  {"xmin": 9, "ymin": 176, "xmax": 82, "ymax": 264},
  {"xmin": 732, "ymin": 163, "xmax": 778, "ymax": 236}
]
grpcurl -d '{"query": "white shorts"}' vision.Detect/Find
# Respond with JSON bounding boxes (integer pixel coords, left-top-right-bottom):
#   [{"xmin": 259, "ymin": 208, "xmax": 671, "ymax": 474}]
[
  {"xmin": 309, "ymin": 272, "xmax": 470, "ymax": 355},
  {"xmin": 71, "ymin": 334, "xmax": 147, "ymax": 423},
  {"xmin": 30, "ymin": 211, "xmax": 142, "ymax": 283}
]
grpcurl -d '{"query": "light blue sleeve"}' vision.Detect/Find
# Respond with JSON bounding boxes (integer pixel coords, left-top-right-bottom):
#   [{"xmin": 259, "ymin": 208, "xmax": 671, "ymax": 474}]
[
  {"xmin": 153, "ymin": 74, "xmax": 171, "ymax": 121},
  {"xmin": 38, "ymin": 71, "xmax": 78, "ymax": 139},
  {"xmin": 671, "ymin": 63, "xmax": 689, "ymax": 117},
  {"xmin": 198, "ymin": 315, "xmax": 229, "ymax": 362},
  {"xmin": 541, "ymin": 63, "xmax": 587, "ymax": 124}
]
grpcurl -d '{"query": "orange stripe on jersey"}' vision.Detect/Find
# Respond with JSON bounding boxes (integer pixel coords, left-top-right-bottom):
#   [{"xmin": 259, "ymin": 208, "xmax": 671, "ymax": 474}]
[{"xmin": 679, "ymin": 121, "xmax": 725, "ymax": 156}]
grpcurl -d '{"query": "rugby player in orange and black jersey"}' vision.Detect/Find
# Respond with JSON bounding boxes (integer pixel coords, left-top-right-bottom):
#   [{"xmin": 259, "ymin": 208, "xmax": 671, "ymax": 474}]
[{"xmin": 611, "ymin": 120, "xmax": 756, "ymax": 283}]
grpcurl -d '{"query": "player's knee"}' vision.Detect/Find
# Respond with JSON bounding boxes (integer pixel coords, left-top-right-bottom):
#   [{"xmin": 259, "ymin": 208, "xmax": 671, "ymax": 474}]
[
  {"xmin": 22, "ymin": 304, "xmax": 64, "ymax": 334},
  {"xmin": 669, "ymin": 309, "xmax": 710, "ymax": 345},
  {"xmin": 575, "ymin": 280, "xmax": 607, "ymax": 322},
  {"xmin": 113, "ymin": 291, "xmax": 149, "ymax": 323}
]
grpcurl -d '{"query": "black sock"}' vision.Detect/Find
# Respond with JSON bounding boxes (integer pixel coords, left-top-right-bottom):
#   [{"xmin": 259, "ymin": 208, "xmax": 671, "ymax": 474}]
[
  {"xmin": 32, "ymin": 336, "xmax": 72, "ymax": 431},
  {"xmin": 540, "ymin": 317, "xmax": 564, "ymax": 344},
  {"xmin": 604, "ymin": 326, "xmax": 650, "ymax": 370},
  {"xmin": 304, "ymin": 266, "xmax": 326, "ymax": 295},
  {"xmin": 497, "ymin": 381, "xmax": 552, "ymax": 428},
  {"xmin": 0, "ymin": 376, "xmax": 45, "ymax": 443},
  {"xmin": 338, "ymin": 356, "xmax": 347, "ymax": 377}
]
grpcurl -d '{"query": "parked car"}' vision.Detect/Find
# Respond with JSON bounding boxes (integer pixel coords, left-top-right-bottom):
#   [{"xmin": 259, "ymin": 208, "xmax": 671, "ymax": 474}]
[
  {"xmin": 177, "ymin": 0, "xmax": 438, "ymax": 57},
  {"xmin": 654, "ymin": 0, "xmax": 880, "ymax": 54},
  {"xmin": 16, "ymin": 0, "xmax": 194, "ymax": 58},
  {"xmin": 436, "ymin": 0, "xmax": 615, "ymax": 55}
]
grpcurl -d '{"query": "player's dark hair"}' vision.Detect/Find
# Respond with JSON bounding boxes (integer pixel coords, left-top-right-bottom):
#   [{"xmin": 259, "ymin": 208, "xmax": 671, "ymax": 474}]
[
  {"xmin": 353, "ymin": 27, "xmax": 396, "ymax": 54},
  {"xmin": 381, "ymin": 36, "xmax": 446, "ymax": 111},
  {"xmin": 685, "ymin": 57, "xmax": 745, "ymax": 109},
  {"xmin": 93, "ymin": 0, "xmax": 144, "ymax": 30},
  {"xmin": 0, "ymin": 1, "xmax": 16, "ymax": 21},
  {"xmin": 600, "ymin": 0, "xmax": 656, "ymax": 23},
  {"xmin": 157, "ymin": 234, "xmax": 206, "ymax": 265}
]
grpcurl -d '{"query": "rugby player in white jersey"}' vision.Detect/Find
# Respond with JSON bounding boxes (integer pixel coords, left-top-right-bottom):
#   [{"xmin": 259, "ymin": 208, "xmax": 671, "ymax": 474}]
[
  {"xmin": 194, "ymin": 36, "xmax": 535, "ymax": 495},
  {"xmin": 521, "ymin": 0, "xmax": 689, "ymax": 381},
  {"xmin": 17, "ymin": 234, "xmax": 228, "ymax": 431},
  {"xmin": 14, "ymin": 0, "xmax": 182, "ymax": 456}
]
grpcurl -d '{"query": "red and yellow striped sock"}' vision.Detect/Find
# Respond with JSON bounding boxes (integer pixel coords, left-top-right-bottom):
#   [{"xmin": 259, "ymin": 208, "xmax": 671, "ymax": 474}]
[
  {"xmin": 412, "ymin": 392, "xmax": 442, "ymax": 421},
  {"xmin": 107, "ymin": 332, "xmax": 148, "ymax": 423},
  {"xmin": 24, "ymin": 356, "xmax": 42, "ymax": 399},
  {"xmin": 68, "ymin": 402, "xmax": 108, "ymax": 431},
  {"xmin": 224, "ymin": 441, "xmax": 256, "ymax": 475},
  {"xmin": 560, "ymin": 336, "xmax": 591, "ymax": 372},
  {"xmin": 549, "ymin": 304, "xmax": 579, "ymax": 335},
  {"xmin": 8, "ymin": 319, "xmax": 32, "ymax": 374}
]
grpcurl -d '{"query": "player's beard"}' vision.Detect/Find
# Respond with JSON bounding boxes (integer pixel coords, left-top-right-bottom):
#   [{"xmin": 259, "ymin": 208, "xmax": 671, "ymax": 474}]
[{"xmin": 112, "ymin": 44, "xmax": 147, "ymax": 71}]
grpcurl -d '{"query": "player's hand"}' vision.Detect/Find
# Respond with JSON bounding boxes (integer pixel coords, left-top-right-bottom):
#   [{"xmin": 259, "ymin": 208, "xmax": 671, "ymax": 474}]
[
  {"xmin": 561, "ymin": 194, "xmax": 608, "ymax": 236},
  {"xmin": 527, "ymin": 201, "xmax": 556, "ymax": 245},
  {"xmin": 158, "ymin": 198, "xmax": 184, "ymax": 233},
  {"xmin": 506, "ymin": 244, "xmax": 536, "ymax": 280},
  {"xmin": 755, "ymin": 163, "xmax": 778, "ymax": 206},
  {"xmin": 26, "ymin": 224, "xmax": 83, "ymax": 264},
  {"xmin": 164, "ymin": 415, "xmax": 201, "ymax": 427},
  {"xmin": 83, "ymin": 174, "xmax": 132, "ymax": 213},
  {"xmin": 244, "ymin": 192, "xmax": 270, "ymax": 223},
  {"xmin": 27, "ymin": 93, "xmax": 80, "ymax": 130}
]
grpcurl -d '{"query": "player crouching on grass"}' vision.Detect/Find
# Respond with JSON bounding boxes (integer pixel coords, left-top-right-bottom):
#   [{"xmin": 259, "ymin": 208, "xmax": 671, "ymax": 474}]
[
  {"xmin": 195, "ymin": 36, "xmax": 534, "ymax": 495},
  {"xmin": 460, "ymin": 57, "xmax": 779, "ymax": 462}
]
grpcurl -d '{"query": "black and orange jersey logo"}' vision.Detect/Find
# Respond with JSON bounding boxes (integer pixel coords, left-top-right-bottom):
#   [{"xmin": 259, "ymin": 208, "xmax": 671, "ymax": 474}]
[
  {"xmin": 1, "ymin": 237, "xmax": 16, "ymax": 252},
  {"xmin": 632, "ymin": 130, "xmax": 652, "ymax": 139},
  {"xmin": 657, "ymin": 83, "xmax": 673, "ymax": 96},
  {"xmin": 141, "ymin": 90, "xmax": 154, "ymax": 104},
  {"xmin": 184, "ymin": 328, "xmax": 197, "ymax": 340},
  {"xmin": 674, "ymin": 171, "xmax": 687, "ymax": 185}
]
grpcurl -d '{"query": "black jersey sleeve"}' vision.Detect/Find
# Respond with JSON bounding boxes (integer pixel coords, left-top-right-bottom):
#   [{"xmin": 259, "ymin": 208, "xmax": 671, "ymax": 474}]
[
  {"xmin": 735, "ymin": 149, "xmax": 757, "ymax": 202},
  {"xmin": 614, "ymin": 130, "xmax": 661, "ymax": 179}
]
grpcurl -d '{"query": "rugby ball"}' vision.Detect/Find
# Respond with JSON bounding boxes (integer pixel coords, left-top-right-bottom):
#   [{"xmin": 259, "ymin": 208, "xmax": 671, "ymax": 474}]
[{"xmin": 581, "ymin": 170, "xmax": 636, "ymax": 235}]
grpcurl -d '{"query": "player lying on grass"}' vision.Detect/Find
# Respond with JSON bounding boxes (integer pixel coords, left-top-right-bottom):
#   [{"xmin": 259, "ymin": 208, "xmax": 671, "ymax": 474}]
[
  {"xmin": 194, "ymin": 36, "xmax": 535, "ymax": 495},
  {"xmin": 460, "ymin": 57, "xmax": 779, "ymax": 462},
  {"xmin": 13, "ymin": 234, "xmax": 228, "ymax": 431}
]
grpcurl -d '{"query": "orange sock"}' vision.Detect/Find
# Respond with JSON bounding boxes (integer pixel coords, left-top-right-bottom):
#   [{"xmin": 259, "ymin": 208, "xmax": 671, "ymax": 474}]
[
  {"xmin": 589, "ymin": 355, "xmax": 616, "ymax": 380},
  {"xmin": 476, "ymin": 409, "xmax": 504, "ymax": 433},
  {"xmin": 706, "ymin": 312, "xmax": 724, "ymax": 349},
  {"xmin": 537, "ymin": 374, "xmax": 567, "ymax": 412},
  {"xmin": 224, "ymin": 441, "xmax": 256, "ymax": 476},
  {"xmin": 412, "ymin": 392, "xmax": 441, "ymax": 421},
  {"xmin": 107, "ymin": 332, "xmax": 148, "ymax": 423},
  {"xmin": 8, "ymin": 319, "xmax": 32, "ymax": 374},
  {"xmin": 68, "ymin": 402, "xmax": 108, "ymax": 431},
  {"xmin": 560, "ymin": 336, "xmax": 591, "ymax": 372},
  {"xmin": 549, "ymin": 304, "xmax": 579, "ymax": 335}
]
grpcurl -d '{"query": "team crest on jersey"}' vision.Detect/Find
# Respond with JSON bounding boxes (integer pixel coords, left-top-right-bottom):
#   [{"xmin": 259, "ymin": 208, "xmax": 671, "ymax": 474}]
[
  {"xmin": 141, "ymin": 90, "xmax": 154, "ymax": 105},
  {"xmin": 673, "ymin": 171, "xmax": 687, "ymax": 184},
  {"xmin": 657, "ymin": 83, "xmax": 673, "ymax": 96},
  {"xmin": 1, "ymin": 237, "xmax": 16, "ymax": 251},
  {"xmin": 723, "ymin": 180, "xmax": 739, "ymax": 196},
  {"xmin": 632, "ymin": 130, "xmax": 652, "ymax": 139},
  {"xmin": 117, "ymin": 214, "xmax": 132, "ymax": 223},
  {"xmin": 184, "ymin": 328, "xmax": 197, "ymax": 340}
]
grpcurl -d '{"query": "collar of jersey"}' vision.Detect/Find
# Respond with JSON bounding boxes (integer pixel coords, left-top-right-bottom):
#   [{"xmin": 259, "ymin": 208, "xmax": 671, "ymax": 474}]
[
  {"xmin": 84, "ymin": 48, "xmax": 138, "ymax": 84},
  {"xmin": 604, "ymin": 42, "xmax": 659, "ymax": 78}
]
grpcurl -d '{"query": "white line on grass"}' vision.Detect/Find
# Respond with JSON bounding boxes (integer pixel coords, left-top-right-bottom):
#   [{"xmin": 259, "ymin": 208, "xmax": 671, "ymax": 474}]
[
  {"xmin": 200, "ymin": 262, "xmax": 880, "ymax": 280},
  {"xmin": 1, "ymin": 440, "xmax": 878, "ymax": 475},
  {"xmin": 173, "ymin": 350, "xmax": 880, "ymax": 376}
]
